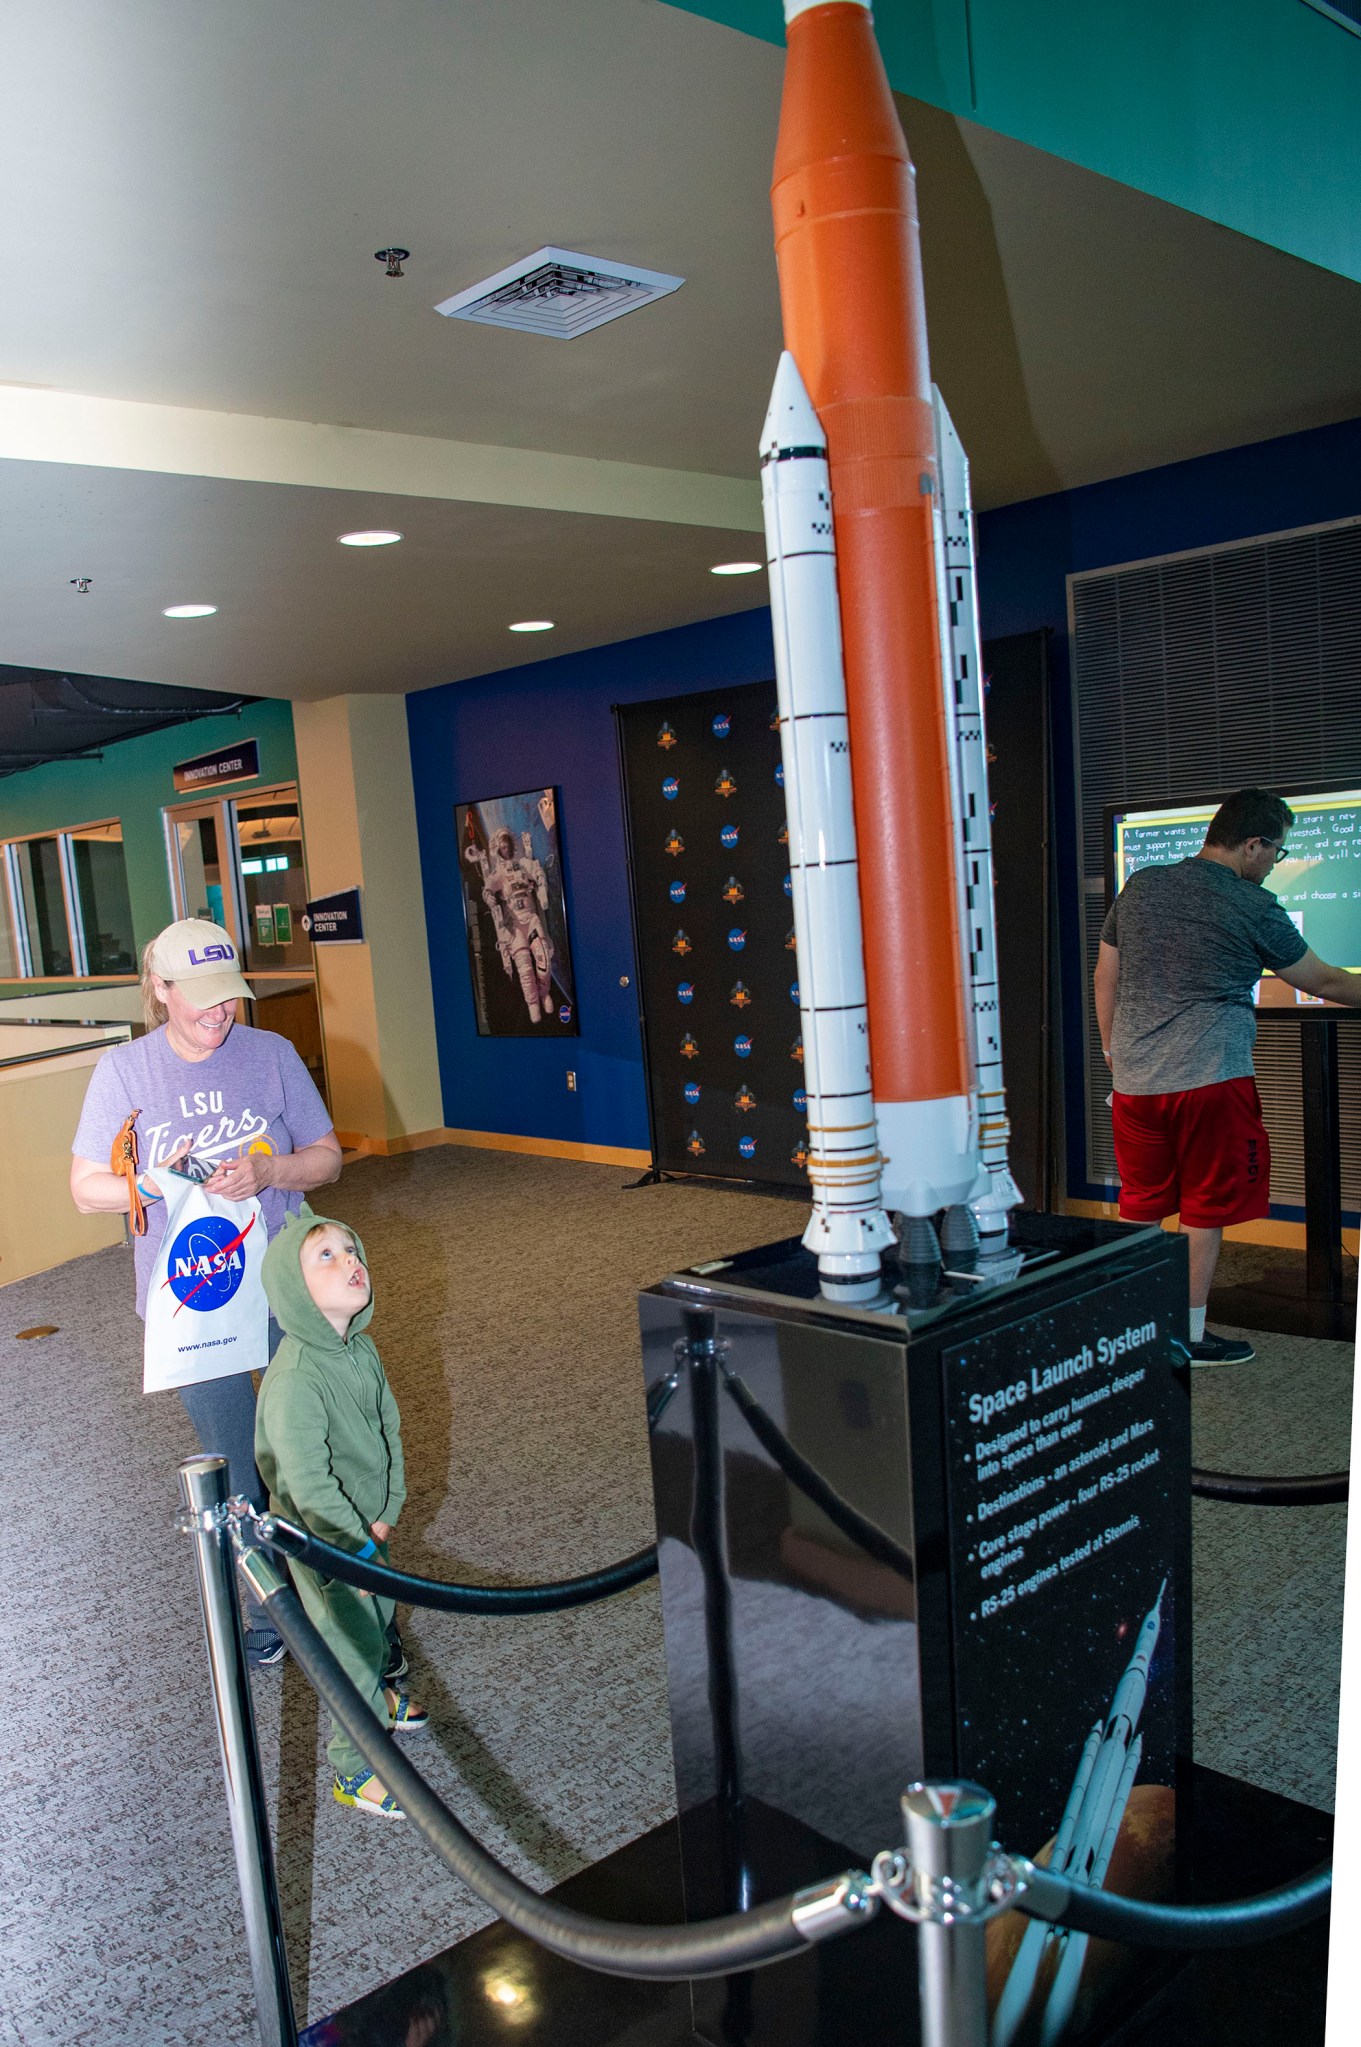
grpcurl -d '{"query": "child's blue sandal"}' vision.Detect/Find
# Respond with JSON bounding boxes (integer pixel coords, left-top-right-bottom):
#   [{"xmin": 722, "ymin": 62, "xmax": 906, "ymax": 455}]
[
  {"xmin": 333, "ymin": 1770, "xmax": 404, "ymax": 1819},
  {"xmin": 384, "ymin": 1687, "xmax": 429, "ymax": 1733}
]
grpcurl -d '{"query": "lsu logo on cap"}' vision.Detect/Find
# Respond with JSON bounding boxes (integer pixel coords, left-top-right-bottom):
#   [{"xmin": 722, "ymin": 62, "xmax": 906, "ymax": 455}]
[
  {"xmin": 669, "ymin": 880, "xmax": 687, "ymax": 903},
  {"xmin": 734, "ymin": 1034, "xmax": 752, "ymax": 1059},
  {"xmin": 738, "ymin": 1135, "xmax": 757, "ymax": 1159},
  {"xmin": 677, "ymin": 982, "xmax": 694, "ymax": 1005},
  {"xmin": 163, "ymin": 1214, "xmax": 256, "ymax": 1316},
  {"xmin": 727, "ymin": 927, "xmax": 746, "ymax": 951},
  {"xmin": 684, "ymin": 1081, "xmax": 701, "ymax": 1106},
  {"xmin": 711, "ymin": 712, "xmax": 731, "ymax": 738},
  {"xmin": 662, "ymin": 776, "xmax": 680, "ymax": 801},
  {"xmin": 188, "ymin": 943, "xmax": 236, "ymax": 966},
  {"xmin": 720, "ymin": 823, "xmax": 739, "ymax": 849}
]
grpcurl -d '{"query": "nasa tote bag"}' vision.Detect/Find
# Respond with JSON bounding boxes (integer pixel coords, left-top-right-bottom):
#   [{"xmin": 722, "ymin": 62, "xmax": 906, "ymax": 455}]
[{"xmin": 143, "ymin": 1165, "xmax": 269, "ymax": 1393}]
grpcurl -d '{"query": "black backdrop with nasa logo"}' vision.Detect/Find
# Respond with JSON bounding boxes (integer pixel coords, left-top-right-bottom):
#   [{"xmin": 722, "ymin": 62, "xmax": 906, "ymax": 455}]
[{"xmin": 616, "ymin": 681, "xmax": 809, "ymax": 1188}]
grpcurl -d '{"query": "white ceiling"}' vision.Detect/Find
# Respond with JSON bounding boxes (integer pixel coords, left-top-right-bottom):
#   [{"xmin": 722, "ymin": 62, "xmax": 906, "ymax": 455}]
[{"xmin": 2, "ymin": 0, "xmax": 1359, "ymax": 705}]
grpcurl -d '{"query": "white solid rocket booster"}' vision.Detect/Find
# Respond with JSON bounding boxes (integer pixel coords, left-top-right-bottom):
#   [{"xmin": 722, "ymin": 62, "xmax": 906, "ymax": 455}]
[
  {"xmin": 761, "ymin": 351, "xmax": 896, "ymax": 1300},
  {"xmin": 932, "ymin": 388, "xmax": 1023, "ymax": 1245}
]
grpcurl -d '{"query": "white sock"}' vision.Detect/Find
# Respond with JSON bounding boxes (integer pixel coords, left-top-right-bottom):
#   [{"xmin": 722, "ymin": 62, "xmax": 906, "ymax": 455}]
[{"xmin": 1189, "ymin": 1305, "xmax": 1207, "ymax": 1343}]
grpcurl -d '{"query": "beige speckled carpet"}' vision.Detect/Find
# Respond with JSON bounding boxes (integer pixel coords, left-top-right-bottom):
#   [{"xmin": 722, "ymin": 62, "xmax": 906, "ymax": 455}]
[{"xmin": 0, "ymin": 1149, "xmax": 1352, "ymax": 2044}]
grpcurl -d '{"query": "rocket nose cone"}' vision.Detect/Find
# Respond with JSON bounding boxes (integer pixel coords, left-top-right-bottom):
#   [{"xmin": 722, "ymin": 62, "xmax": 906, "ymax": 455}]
[{"xmin": 760, "ymin": 351, "xmax": 826, "ymax": 464}]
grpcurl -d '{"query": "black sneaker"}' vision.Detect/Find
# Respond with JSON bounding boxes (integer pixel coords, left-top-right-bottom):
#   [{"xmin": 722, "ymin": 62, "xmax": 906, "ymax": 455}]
[
  {"xmin": 245, "ymin": 1627, "xmax": 287, "ymax": 1668},
  {"xmin": 1189, "ymin": 1331, "xmax": 1256, "ymax": 1367},
  {"xmin": 382, "ymin": 1631, "xmax": 409, "ymax": 1685}
]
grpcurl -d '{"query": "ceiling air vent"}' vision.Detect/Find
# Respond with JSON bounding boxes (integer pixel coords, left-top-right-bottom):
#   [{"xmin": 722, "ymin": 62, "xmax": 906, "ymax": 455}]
[{"xmin": 434, "ymin": 246, "xmax": 684, "ymax": 339}]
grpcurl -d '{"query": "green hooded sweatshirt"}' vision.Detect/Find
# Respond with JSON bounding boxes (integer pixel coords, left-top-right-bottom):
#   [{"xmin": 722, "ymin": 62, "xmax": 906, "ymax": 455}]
[{"xmin": 255, "ymin": 1206, "xmax": 406, "ymax": 1555}]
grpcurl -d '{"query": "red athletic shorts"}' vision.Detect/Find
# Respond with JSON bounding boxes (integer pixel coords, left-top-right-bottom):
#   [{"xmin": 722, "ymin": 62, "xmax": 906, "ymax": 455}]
[{"xmin": 1112, "ymin": 1076, "xmax": 1270, "ymax": 1228}]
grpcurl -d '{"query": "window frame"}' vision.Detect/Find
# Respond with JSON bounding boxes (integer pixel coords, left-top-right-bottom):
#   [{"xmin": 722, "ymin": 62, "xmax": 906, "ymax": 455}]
[{"xmin": 0, "ymin": 816, "xmax": 135, "ymax": 983}]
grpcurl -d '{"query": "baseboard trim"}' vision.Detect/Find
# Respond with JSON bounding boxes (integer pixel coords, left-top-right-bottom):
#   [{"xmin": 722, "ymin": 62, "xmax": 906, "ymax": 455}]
[
  {"xmin": 334, "ymin": 1125, "xmax": 652, "ymax": 1169},
  {"xmin": 1060, "ymin": 1197, "xmax": 1359, "ymax": 1257}
]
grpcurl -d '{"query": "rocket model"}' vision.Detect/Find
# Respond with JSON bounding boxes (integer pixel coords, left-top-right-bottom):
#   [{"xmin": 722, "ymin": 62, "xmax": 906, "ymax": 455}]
[
  {"xmin": 992, "ymin": 1582, "xmax": 1166, "ymax": 2047},
  {"xmin": 762, "ymin": 351, "xmax": 897, "ymax": 1301},
  {"xmin": 931, "ymin": 394, "xmax": 1023, "ymax": 1250},
  {"xmin": 771, "ymin": 0, "xmax": 977, "ymax": 1219}
]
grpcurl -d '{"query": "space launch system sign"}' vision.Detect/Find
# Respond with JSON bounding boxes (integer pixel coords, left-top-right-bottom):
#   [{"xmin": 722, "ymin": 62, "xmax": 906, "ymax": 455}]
[
  {"xmin": 617, "ymin": 681, "xmax": 807, "ymax": 1189},
  {"xmin": 943, "ymin": 1264, "xmax": 1186, "ymax": 1919}
]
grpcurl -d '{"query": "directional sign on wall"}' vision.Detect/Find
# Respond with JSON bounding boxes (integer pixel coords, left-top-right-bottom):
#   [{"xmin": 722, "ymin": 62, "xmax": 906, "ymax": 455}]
[{"xmin": 302, "ymin": 887, "xmax": 364, "ymax": 944}]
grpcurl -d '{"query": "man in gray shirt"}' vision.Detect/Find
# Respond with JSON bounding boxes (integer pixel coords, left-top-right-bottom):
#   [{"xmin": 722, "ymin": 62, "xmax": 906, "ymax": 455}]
[{"xmin": 1095, "ymin": 788, "xmax": 1361, "ymax": 1364}]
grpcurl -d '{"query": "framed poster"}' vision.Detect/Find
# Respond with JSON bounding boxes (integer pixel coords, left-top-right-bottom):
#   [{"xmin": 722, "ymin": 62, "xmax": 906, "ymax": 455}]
[{"xmin": 456, "ymin": 788, "xmax": 578, "ymax": 1037}]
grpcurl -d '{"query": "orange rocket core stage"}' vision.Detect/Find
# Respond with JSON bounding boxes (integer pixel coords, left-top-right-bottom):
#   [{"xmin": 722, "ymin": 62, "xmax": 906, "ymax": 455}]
[{"xmin": 772, "ymin": 1, "xmax": 971, "ymax": 1109}]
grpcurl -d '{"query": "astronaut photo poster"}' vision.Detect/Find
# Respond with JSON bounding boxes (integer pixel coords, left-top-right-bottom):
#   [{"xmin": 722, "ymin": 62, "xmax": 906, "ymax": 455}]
[{"xmin": 455, "ymin": 788, "xmax": 578, "ymax": 1036}]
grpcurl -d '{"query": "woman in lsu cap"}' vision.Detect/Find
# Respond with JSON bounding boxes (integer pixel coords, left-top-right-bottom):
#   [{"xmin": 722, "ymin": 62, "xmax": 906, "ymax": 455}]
[{"xmin": 70, "ymin": 918, "xmax": 341, "ymax": 1667}]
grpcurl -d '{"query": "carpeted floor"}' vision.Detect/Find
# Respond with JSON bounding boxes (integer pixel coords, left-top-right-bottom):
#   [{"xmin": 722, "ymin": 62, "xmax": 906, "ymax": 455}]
[{"xmin": 0, "ymin": 1149, "xmax": 1352, "ymax": 2044}]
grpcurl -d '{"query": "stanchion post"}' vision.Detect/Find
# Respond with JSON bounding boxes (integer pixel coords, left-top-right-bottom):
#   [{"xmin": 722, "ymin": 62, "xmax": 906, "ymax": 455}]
[
  {"xmin": 902, "ymin": 1783, "xmax": 994, "ymax": 2047},
  {"xmin": 179, "ymin": 1454, "xmax": 298, "ymax": 2047}
]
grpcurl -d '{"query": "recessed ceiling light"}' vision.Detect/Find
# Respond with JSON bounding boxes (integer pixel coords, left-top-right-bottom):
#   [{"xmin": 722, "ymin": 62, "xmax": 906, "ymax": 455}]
[
  {"xmin": 710, "ymin": 561, "xmax": 762, "ymax": 576},
  {"xmin": 338, "ymin": 529, "xmax": 403, "ymax": 547},
  {"xmin": 162, "ymin": 603, "xmax": 217, "ymax": 618},
  {"xmin": 508, "ymin": 619, "xmax": 555, "ymax": 633}
]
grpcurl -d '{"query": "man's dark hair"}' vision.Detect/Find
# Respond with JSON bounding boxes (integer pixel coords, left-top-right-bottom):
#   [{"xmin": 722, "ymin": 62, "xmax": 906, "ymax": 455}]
[{"xmin": 1204, "ymin": 788, "xmax": 1294, "ymax": 850}]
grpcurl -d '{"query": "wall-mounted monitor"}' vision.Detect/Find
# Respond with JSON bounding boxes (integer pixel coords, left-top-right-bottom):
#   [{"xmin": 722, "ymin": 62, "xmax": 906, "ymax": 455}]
[{"xmin": 1106, "ymin": 786, "xmax": 1361, "ymax": 1010}]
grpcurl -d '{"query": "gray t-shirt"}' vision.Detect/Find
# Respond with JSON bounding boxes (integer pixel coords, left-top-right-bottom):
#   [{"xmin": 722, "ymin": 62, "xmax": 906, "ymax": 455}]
[
  {"xmin": 1100, "ymin": 858, "xmax": 1308, "ymax": 1095},
  {"xmin": 73, "ymin": 1022, "xmax": 333, "ymax": 1314}
]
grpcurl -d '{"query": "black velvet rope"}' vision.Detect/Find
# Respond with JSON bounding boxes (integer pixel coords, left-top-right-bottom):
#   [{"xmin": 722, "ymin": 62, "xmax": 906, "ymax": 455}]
[
  {"xmin": 719, "ymin": 1364, "xmax": 916, "ymax": 1581},
  {"xmin": 260, "ymin": 1576, "xmax": 858, "ymax": 1979},
  {"xmin": 1015, "ymin": 1858, "xmax": 1332, "ymax": 1949},
  {"xmin": 254, "ymin": 1516, "xmax": 658, "ymax": 1613},
  {"xmin": 1190, "ymin": 1468, "xmax": 1348, "ymax": 1505}
]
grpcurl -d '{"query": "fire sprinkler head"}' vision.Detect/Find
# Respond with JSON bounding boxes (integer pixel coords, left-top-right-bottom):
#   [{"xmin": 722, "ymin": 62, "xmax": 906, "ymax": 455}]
[{"xmin": 374, "ymin": 247, "xmax": 410, "ymax": 278}]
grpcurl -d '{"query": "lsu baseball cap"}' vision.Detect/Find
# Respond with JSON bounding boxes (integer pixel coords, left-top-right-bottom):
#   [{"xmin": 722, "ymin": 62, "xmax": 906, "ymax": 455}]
[{"xmin": 149, "ymin": 920, "xmax": 254, "ymax": 1006}]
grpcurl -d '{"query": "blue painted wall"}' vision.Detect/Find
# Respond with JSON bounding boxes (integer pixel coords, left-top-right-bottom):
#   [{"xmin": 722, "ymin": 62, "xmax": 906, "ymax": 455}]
[
  {"xmin": 406, "ymin": 610, "xmax": 775, "ymax": 1152},
  {"xmin": 408, "ymin": 415, "xmax": 1361, "ymax": 1190},
  {"xmin": 974, "ymin": 414, "xmax": 1361, "ymax": 1208}
]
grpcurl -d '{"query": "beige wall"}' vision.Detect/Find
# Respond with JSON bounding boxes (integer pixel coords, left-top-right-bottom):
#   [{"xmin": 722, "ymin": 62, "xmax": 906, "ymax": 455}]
[
  {"xmin": 1, "ymin": 1050, "xmax": 127, "ymax": 1284},
  {"xmin": 293, "ymin": 695, "xmax": 443, "ymax": 1149}
]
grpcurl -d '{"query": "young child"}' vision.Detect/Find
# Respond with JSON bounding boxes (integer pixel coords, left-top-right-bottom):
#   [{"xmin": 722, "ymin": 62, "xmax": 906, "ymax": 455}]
[{"xmin": 256, "ymin": 1205, "xmax": 426, "ymax": 1818}]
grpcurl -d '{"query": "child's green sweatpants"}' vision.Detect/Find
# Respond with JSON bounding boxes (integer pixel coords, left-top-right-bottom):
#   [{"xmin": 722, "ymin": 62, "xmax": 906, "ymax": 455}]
[{"xmin": 289, "ymin": 1558, "xmax": 395, "ymax": 1781}]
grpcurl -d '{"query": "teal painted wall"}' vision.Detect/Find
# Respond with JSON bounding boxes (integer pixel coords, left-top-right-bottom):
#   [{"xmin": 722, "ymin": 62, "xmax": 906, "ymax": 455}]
[
  {"xmin": 0, "ymin": 700, "xmax": 297, "ymax": 982},
  {"xmin": 666, "ymin": 0, "xmax": 1361, "ymax": 283}
]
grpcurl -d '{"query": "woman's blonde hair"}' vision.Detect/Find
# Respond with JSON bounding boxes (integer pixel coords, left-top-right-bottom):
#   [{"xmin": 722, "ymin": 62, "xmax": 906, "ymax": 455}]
[{"xmin": 141, "ymin": 938, "xmax": 170, "ymax": 1029}]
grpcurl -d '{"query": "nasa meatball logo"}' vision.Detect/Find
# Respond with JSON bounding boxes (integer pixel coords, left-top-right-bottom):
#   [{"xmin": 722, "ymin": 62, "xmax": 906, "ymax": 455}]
[
  {"xmin": 790, "ymin": 982, "xmax": 801, "ymax": 1004},
  {"xmin": 684, "ymin": 1081, "xmax": 702, "ymax": 1106},
  {"xmin": 677, "ymin": 981, "xmax": 694, "ymax": 1005},
  {"xmin": 558, "ymin": 1003, "xmax": 572, "ymax": 1025},
  {"xmin": 793, "ymin": 1088, "xmax": 808, "ymax": 1112},
  {"xmin": 163, "ymin": 1213, "xmax": 256, "ymax": 1315},
  {"xmin": 782, "ymin": 873, "xmax": 793, "ymax": 896},
  {"xmin": 774, "ymin": 762, "xmax": 785, "ymax": 787},
  {"xmin": 669, "ymin": 879, "xmax": 687, "ymax": 903},
  {"xmin": 720, "ymin": 823, "xmax": 740, "ymax": 849},
  {"xmin": 662, "ymin": 775, "xmax": 680, "ymax": 801},
  {"xmin": 657, "ymin": 722, "xmax": 677, "ymax": 750},
  {"xmin": 714, "ymin": 768, "xmax": 737, "ymax": 799},
  {"xmin": 711, "ymin": 712, "xmax": 731, "ymax": 738},
  {"xmin": 727, "ymin": 927, "xmax": 746, "ymax": 951},
  {"xmin": 734, "ymin": 1033, "xmax": 753, "ymax": 1059},
  {"xmin": 664, "ymin": 830, "xmax": 684, "ymax": 857},
  {"xmin": 738, "ymin": 1135, "xmax": 757, "ymax": 1160}
]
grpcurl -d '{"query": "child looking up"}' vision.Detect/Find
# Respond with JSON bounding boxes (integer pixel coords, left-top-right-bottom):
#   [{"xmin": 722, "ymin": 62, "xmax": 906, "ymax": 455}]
[{"xmin": 256, "ymin": 1207, "xmax": 426, "ymax": 1819}]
